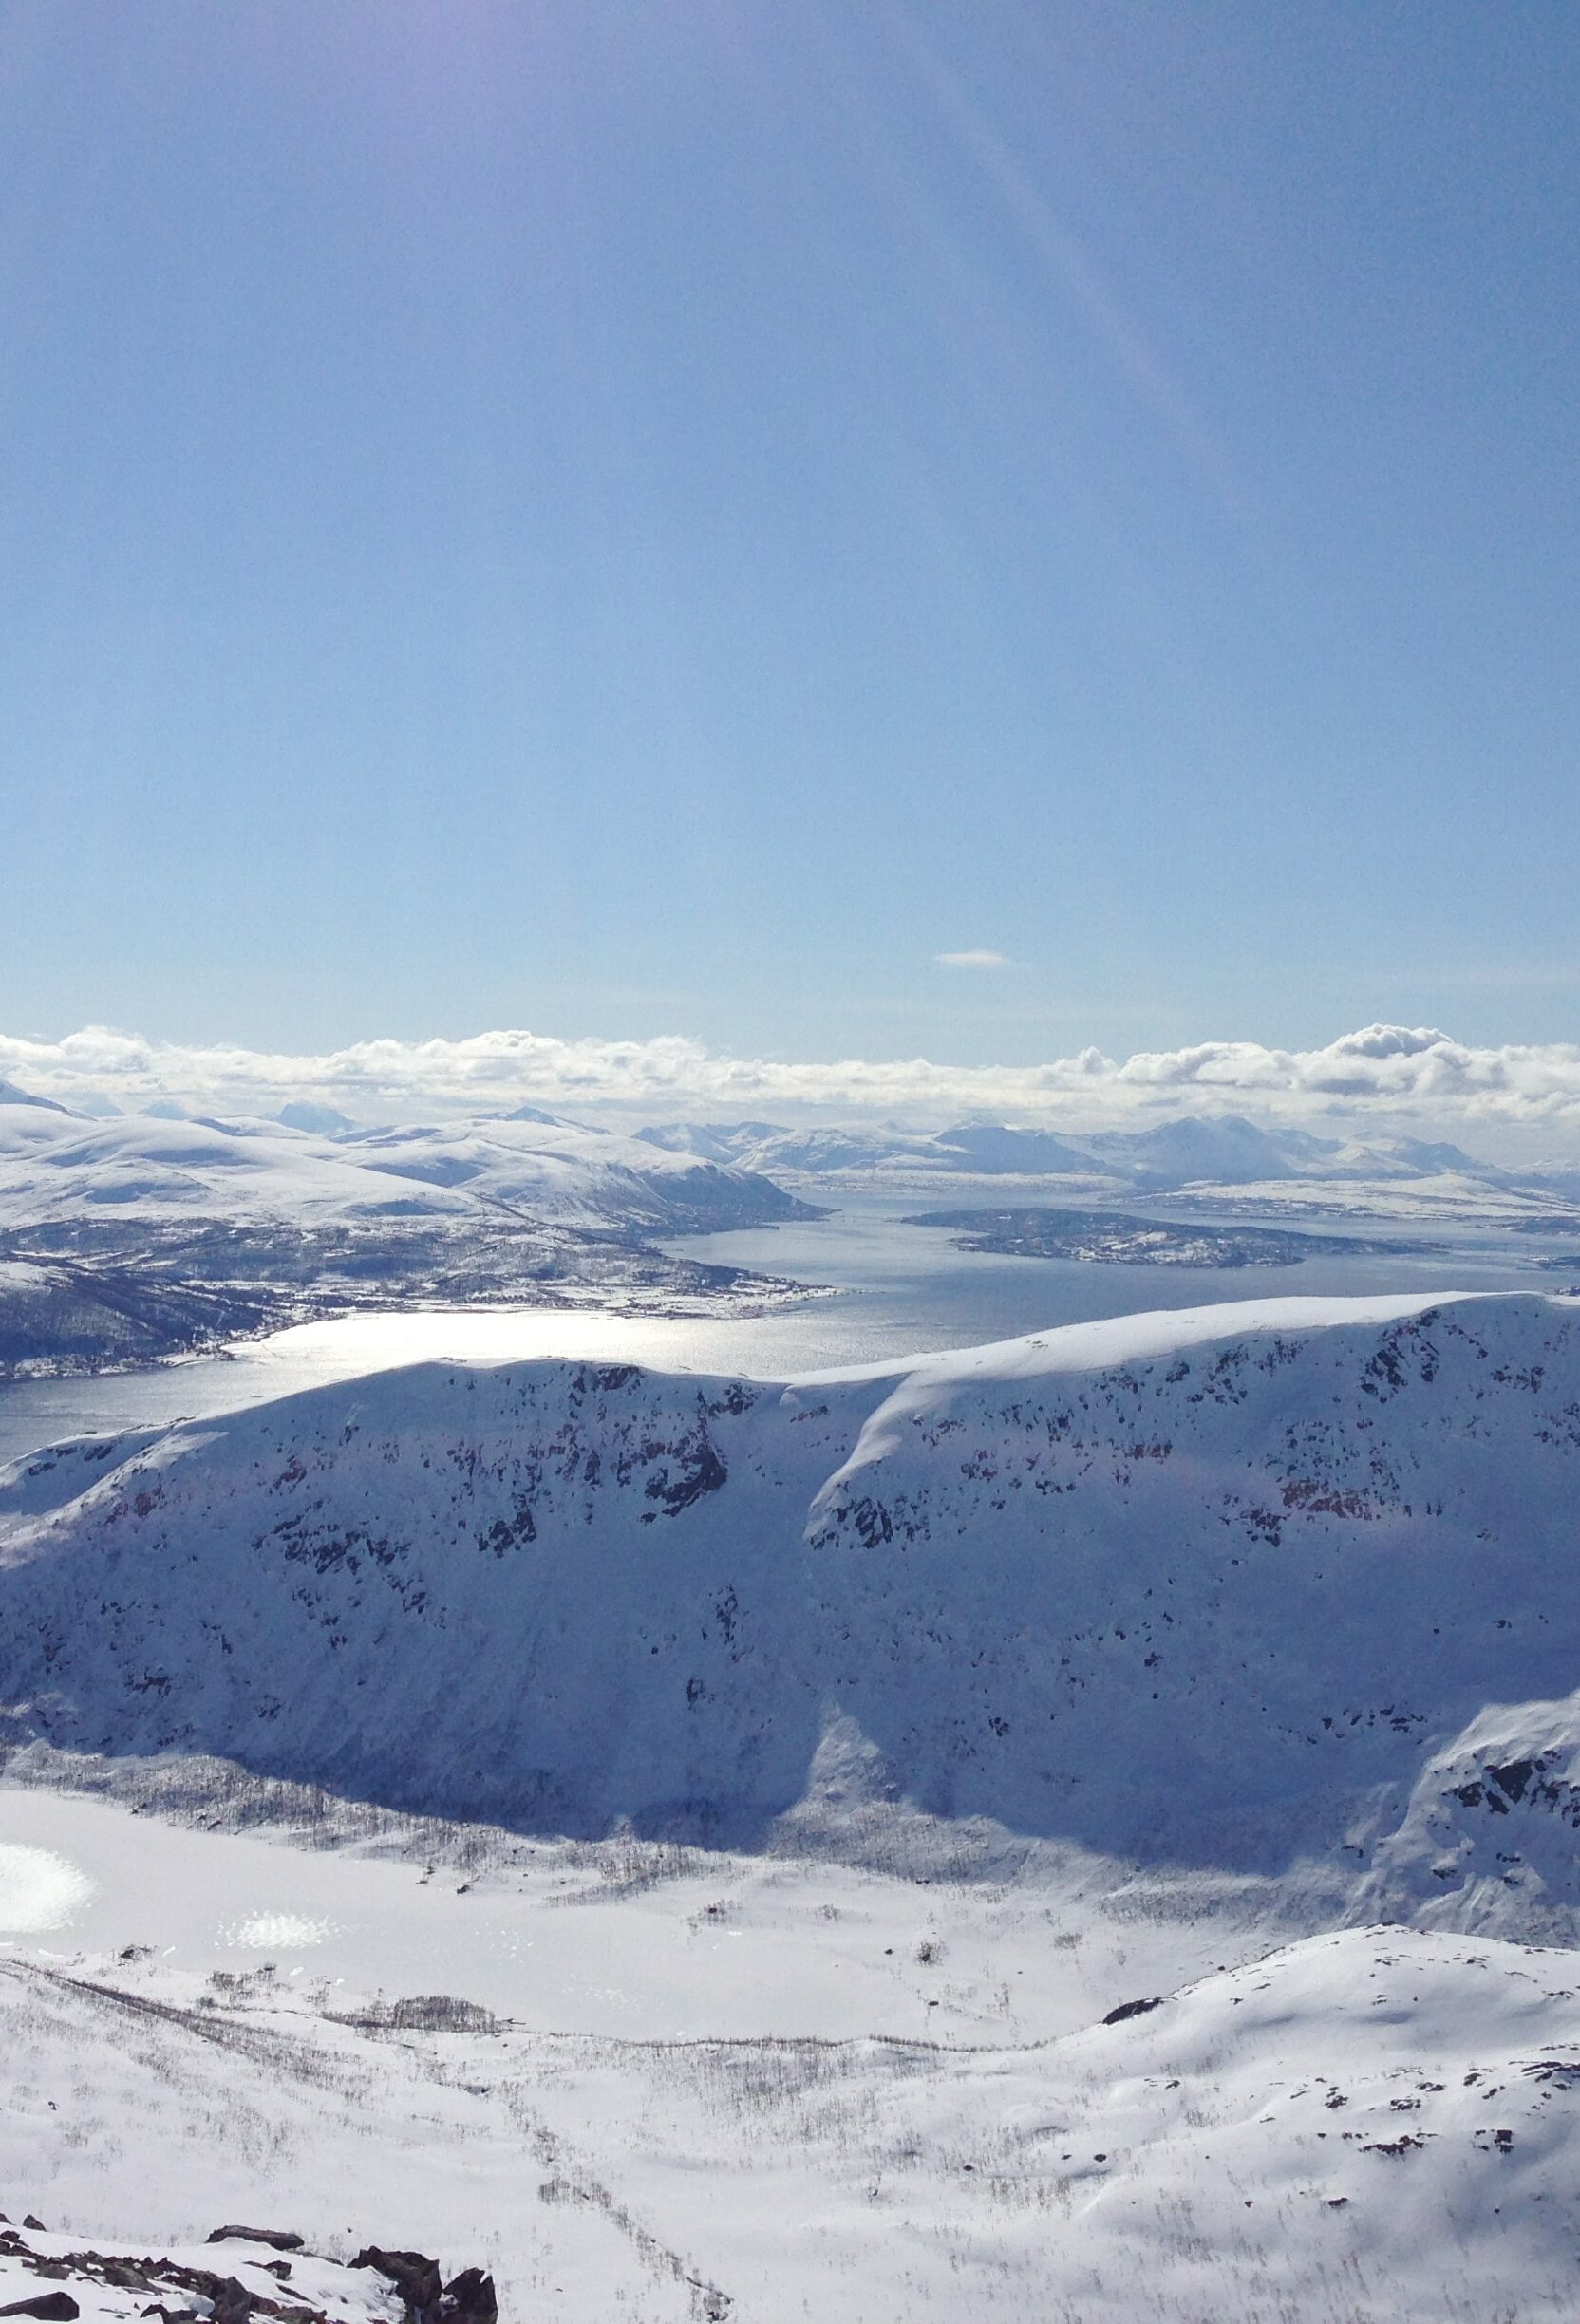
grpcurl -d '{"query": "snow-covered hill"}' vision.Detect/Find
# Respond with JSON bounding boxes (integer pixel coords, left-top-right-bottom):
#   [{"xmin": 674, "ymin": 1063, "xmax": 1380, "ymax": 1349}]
[
  {"xmin": 0, "ymin": 1099, "xmax": 808, "ymax": 1239},
  {"xmin": 5, "ymin": 1895, "xmax": 1580, "ymax": 2321},
  {"xmin": 4, "ymin": 1291, "xmax": 1577, "ymax": 1933},
  {"xmin": 0, "ymin": 1258, "xmax": 275, "ymax": 1379}
]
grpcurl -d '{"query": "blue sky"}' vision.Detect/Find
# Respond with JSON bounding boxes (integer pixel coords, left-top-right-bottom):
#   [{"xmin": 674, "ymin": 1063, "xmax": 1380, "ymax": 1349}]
[{"xmin": 3, "ymin": 1, "xmax": 1576, "ymax": 1066}]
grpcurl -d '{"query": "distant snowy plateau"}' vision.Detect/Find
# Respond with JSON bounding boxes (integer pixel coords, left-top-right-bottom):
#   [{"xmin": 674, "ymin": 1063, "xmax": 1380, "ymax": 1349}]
[{"xmin": 5, "ymin": 1288, "xmax": 1580, "ymax": 2317}]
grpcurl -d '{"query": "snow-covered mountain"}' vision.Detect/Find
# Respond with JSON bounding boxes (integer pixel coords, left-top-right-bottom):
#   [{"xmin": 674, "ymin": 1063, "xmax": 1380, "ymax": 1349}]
[
  {"xmin": 1079, "ymin": 1112, "xmax": 1332, "ymax": 1184},
  {"xmin": 636, "ymin": 1120, "xmax": 984, "ymax": 1174},
  {"xmin": 4, "ymin": 1290, "xmax": 1577, "ymax": 1933},
  {"xmin": 274, "ymin": 1099, "xmax": 362, "ymax": 1136},
  {"xmin": 0, "ymin": 1080, "xmax": 71, "ymax": 1117},
  {"xmin": 635, "ymin": 1109, "xmax": 1543, "ymax": 1202},
  {"xmin": 7, "ymin": 1289, "xmax": 1580, "ymax": 2318},
  {"xmin": 638, "ymin": 1118, "xmax": 1113, "ymax": 1178},
  {"xmin": 926, "ymin": 1120, "xmax": 1102, "ymax": 1174},
  {"xmin": 0, "ymin": 1098, "xmax": 809, "ymax": 1238}
]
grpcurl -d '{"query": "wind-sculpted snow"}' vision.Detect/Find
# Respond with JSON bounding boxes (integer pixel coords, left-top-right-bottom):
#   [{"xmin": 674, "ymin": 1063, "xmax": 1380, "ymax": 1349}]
[{"xmin": 2, "ymin": 1294, "xmax": 1579, "ymax": 1919}]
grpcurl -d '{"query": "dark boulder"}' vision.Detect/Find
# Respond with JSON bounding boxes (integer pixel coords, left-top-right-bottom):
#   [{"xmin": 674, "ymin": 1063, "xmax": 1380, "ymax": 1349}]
[
  {"xmin": 442, "ymin": 2269, "xmax": 498, "ymax": 2324},
  {"xmin": 209, "ymin": 2277, "xmax": 256, "ymax": 2324},
  {"xmin": 205, "ymin": 2230, "xmax": 305, "ymax": 2255},
  {"xmin": 351, "ymin": 2249, "xmax": 444, "ymax": 2318},
  {"xmin": 1102, "ymin": 1995, "xmax": 1163, "ymax": 2026}
]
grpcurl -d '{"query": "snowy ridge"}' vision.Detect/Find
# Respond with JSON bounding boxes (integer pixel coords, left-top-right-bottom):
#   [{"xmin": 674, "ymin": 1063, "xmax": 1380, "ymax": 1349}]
[
  {"xmin": 638, "ymin": 1110, "xmax": 1580, "ymax": 1230},
  {"xmin": 3, "ymin": 1292, "xmax": 1579, "ymax": 1928}
]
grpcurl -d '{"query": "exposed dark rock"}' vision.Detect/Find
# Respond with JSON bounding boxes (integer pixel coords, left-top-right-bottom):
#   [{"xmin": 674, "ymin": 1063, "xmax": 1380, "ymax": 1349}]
[
  {"xmin": 351, "ymin": 2247, "xmax": 444, "ymax": 2317},
  {"xmin": 442, "ymin": 2269, "xmax": 498, "ymax": 2324},
  {"xmin": 1, "ymin": 2216, "xmax": 489, "ymax": 2324},
  {"xmin": 205, "ymin": 2230, "xmax": 305, "ymax": 2254},
  {"xmin": 1102, "ymin": 1996, "xmax": 1163, "ymax": 2025}
]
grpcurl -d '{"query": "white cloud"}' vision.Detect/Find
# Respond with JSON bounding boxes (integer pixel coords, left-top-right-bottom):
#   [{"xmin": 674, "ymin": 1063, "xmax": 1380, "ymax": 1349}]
[
  {"xmin": 3, "ymin": 1021, "xmax": 1580, "ymax": 1146},
  {"xmin": 934, "ymin": 950, "xmax": 1010, "ymax": 970}
]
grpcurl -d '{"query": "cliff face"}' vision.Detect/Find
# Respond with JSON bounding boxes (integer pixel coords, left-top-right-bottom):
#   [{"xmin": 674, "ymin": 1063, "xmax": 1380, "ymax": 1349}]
[{"xmin": 3, "ymin": 1292, "xmax": 1578, "ymax": 1921}]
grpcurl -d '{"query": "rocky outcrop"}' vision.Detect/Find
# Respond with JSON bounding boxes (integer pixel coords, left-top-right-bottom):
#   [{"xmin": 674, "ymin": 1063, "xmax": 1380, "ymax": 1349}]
[
  {"xmin": 352, "ymin": 2249, "xmax": 498, "ymax": 2324},
  {"xmin": 0, "ymin": 2217, "xmax": 495, "ymax": 2324}
]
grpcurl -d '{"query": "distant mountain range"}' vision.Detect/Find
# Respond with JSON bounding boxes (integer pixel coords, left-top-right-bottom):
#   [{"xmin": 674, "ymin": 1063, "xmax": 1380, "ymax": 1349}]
[
  {"xmin": 2, "ymin": 1078, "xmax": 1576, "ymax": 1382},
  {"xmin": 4, "ymin": 1076, "xmax": 1563, "ymax": 1203},
  {"xmin": 635, "ymin": 1108, "xmax": 1551, "ymax": 1193}
]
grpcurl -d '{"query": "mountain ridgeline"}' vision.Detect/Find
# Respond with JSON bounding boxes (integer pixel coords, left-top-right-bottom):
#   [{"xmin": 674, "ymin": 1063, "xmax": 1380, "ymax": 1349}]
[{"xmin": 2, "ymin": 1292, "xmax": 1578, "ymax": 1933}]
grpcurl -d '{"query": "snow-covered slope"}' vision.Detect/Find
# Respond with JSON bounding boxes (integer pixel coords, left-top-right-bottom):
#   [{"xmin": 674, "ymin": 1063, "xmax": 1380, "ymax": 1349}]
[
  {"xmin": 0, "ymin": 1080, "xmax": 72, "ymax": 1116},
  {"xmin": 0, "ymin": 1258, "xmax": 274, "ymax": 1379},
  {"xmin": 6, "ymin": 1908, "xmax": 1580, "ymax": 2322},
  {"xmin": 7, "ymin": 1291, "xmax": 1580, "ymax": 2317},
  {"xmin": 3, "ymin": 1292, "xmax": 1578, "ymax": 1927},
  {"xmin": 1176, "ymin": 1167, "xmax": 1574, "ymax": 1228}
]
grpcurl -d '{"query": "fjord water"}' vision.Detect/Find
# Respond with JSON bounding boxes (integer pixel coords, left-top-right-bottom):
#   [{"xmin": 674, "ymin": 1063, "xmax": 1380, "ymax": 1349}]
[{"xmin": 0, "ymin": 1198, "xmax": 1551, "ymax": 1467}]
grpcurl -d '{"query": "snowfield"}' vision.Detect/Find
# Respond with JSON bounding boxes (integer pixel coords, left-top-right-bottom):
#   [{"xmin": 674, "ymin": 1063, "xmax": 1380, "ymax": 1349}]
[
  {"xmin": 4, "ymin": 1288, "xmax": 1580, "ymax": 2316},
  {"xmin": 5, "ymin": 1873, "xmax": 1580, "ymax": 2319}
]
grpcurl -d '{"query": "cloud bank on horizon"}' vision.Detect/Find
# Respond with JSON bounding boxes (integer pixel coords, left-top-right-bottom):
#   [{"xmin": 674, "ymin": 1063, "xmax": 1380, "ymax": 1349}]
[{"xmin": 6, "ymin": 1022, "xmax": 1580, "ymax": 1147}]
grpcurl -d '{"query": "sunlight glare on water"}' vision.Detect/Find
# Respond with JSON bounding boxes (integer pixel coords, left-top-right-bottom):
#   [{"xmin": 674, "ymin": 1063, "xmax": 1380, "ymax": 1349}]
[
  {"xmin": 225, "ymin": 1912, "xmax": 338, "ymax": 1950},
  {"xmin": 0, "ymin": 1842, "xmax": 94, "ymax": 1932}
]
